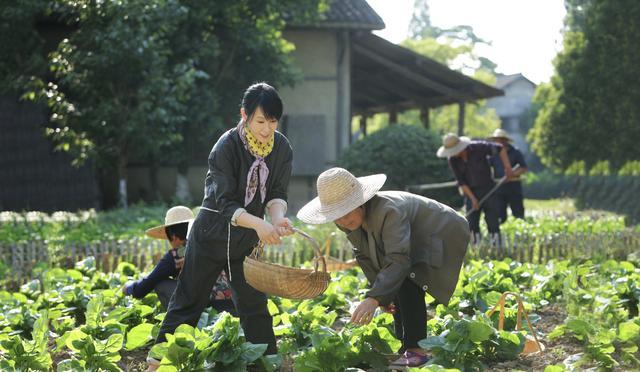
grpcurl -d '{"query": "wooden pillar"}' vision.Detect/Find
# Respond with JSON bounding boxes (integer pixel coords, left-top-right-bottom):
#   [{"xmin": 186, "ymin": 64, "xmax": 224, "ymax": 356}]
[
  {"xmin": 349, "ymin": 116, "xmax": 353, "ymax": 144},
  {"xmin": 360, "ymin": 114, "xmax": 368, "ymax": 137},
  {"xmin": 389, "ymin": 109, "xmax": 397, "ymax": 125},
  {"xmin": 420, "ymin": 106, "xmax": 430, "ymax": 129},
  {"xmin": 457, "ymin": 101, "xmax": 466, "ymax": 136}
]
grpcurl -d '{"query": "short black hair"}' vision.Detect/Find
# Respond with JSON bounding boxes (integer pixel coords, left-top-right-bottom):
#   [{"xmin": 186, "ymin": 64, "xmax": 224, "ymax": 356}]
[
  {"xmin": 165, "ymin": 222, "xmax": 188, "ymax": 242},
  {"xmin": 241, "ymin": 82, "xmax": 283, "ymax": 121}
]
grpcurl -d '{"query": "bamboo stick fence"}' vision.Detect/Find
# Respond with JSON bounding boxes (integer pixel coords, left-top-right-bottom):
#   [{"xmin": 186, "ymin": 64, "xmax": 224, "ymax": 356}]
[{"xmin": 1, "ymin": 229, "xmax": 639, "ymax": 283}]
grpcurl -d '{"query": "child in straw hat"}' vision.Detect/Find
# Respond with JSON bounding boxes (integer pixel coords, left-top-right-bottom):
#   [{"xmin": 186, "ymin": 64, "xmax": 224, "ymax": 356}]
[
  {"xmin": 297, "ymin": 168, "xmax": 470, "ymax": 368},
  {"xmin": 122, "ymin": 206, "xmax": 235, "ymax": 314}
]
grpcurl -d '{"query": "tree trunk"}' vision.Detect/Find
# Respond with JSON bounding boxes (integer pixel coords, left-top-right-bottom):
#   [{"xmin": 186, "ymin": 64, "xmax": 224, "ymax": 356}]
[
  {"xmin": 117, "ymin": 154, "xmax": 128, "ymax": 209},
  {"xmin": 175, "ymin": 160, "xmax": 192, "ymax": 204},
  {"xmin": 149, "ymin": 155, "xmax": 161, "ymax": 203},
  {"xmin": 421, "ymin": 106, "xmax": 430, "ymax": 129},
  {"xmin": 457, "ymin": 102, "xmax": 466, "ymax": 136},
  {"xmin": 97, "ymin": 164, "xmax": 119, "ymax": 209}
]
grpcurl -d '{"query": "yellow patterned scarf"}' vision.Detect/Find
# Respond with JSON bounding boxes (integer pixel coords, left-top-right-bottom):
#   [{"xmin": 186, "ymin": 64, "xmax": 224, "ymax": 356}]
[
  {"xmin": 244, "ymin": 124, "xmax": 274, "ymax": 158},
  {"xmin": 237, "ymin": 121, "xmax": 275, "ymax": 206}
]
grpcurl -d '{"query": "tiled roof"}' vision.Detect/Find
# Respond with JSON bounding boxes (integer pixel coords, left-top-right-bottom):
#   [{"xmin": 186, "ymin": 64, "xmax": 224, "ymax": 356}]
[
  {"xmin": 294, "ymin": 0, "xmax": 385, "ymax": 30},
  {"xmin": 323, "ymin": 0, "xmax": 384, "ymax": 29},
  {"xmin": 495, "ymin": 73, "xmax": 536, "ymax": 89}
]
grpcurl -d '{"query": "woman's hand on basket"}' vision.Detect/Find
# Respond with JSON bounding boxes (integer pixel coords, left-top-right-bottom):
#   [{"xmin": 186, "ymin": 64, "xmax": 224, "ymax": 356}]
[
  {"xmin": 273, "ymin": 217, "xmax": 294, "ymax": 236},
  {"xmin": 256, "ymin": 220, "xmax": 282, "ymax": 245}
]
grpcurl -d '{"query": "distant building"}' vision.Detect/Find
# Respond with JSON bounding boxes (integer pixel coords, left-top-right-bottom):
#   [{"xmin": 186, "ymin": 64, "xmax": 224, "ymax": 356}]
[{"xmin": 486, "ymin": 73, "xmax": 536, "ymax": 155}]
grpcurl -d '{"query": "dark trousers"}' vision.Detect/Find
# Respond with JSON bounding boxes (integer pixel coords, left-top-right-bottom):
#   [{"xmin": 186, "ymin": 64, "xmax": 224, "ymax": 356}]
[
  {"xmin": 392, "ymin": 279, "xmax": 427, "ymax": 352},
  {"xmin": 155, "ymin": 239, "xmax": 276, "ymax": 354},
  {"xmin": 465, "ymin": 186, "xmax": 501, "ymax": 234},
  {"xmin": 154, "ymin": 278, "xmax": 237, "ymax": 315},
  {"xmin": 496, "ymin": 182, "xmax": 525, "ymax": 223}
]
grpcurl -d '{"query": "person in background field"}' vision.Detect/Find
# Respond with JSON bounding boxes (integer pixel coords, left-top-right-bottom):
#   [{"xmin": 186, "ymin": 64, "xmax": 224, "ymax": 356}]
[
  {"xmin": 297, "ymin": 167, "xmax": 470, "ymax": 368},
  {"xmin": 436, "ymin": 132, "xmax": 513, "ymax": 245},
  {"xmin": 122, "ymin": 206, "xmax": 235, "ymax": 314},
  {"xmin": 488, "ymin": 129, "xmax": 528, "ymax": 223},
  {"xmin": 148, "ymin": 82, "xmax": 294, "ymax": 371}
]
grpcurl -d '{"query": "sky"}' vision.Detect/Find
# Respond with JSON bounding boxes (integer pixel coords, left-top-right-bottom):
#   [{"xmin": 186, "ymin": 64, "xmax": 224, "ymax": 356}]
[{"xmin": 366, "ymin": 0, "xmax": 566, "ymax": 85}]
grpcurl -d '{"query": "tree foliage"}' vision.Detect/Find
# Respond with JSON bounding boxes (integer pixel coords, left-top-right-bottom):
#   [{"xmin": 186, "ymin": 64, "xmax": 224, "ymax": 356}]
[
  {"xmin": 11, "ymin": 0, "xmax": 325, "ymax": 206},
  {"xmin": 0, "ymin": 1, "xmax": 49, "ymax": 94},
  {"xmin": 528, "ymin": 0, "xmax": 640, "ymax": 170},
  {"xmin": 391, "ymin": 0, "xmax": 501, "ymax": 138}
]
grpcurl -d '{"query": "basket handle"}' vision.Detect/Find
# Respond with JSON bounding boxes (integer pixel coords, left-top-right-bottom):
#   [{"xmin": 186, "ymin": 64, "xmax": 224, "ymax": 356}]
[
  {"xmin": 249, "ymin": 241, "xmax": 265, "ymax": 259},
  {"xmin": 487, "ymin": 291, "xmax": 543, "ymax": 353},
  {"xmin": 249, "ymin": 228, "xmax": 327, "ymax": 274},
  {"xmin": 291, "ymin": 228, "xmax": 327, "ymax": 274}
]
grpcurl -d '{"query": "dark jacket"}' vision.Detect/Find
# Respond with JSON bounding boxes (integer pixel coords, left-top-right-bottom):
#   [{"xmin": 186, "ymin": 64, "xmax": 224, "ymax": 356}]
[
  {"xmin": 490, "ymin": 143, "xmax": 527, "ymax": 179},
  {"xmin": 194, "ymin": 127, "xmax": 293, "ymax": 260},
  {"xmin": 129, "ymin": 249, "xmax": 179, "ymax": 298},
  {"xmin": 449, "ymin": 141, "xmax": 502, "ymax": 189},
  {"xmin": 344, "ymin": 191, "xmax": 469, "ymax": 306}
]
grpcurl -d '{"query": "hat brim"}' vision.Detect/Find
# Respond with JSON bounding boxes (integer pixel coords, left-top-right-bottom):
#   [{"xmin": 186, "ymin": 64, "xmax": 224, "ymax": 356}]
[
  {"xmin": 489, "ymin": 136, "xmax": 513, "ymax": 142},
  {"xmin": 436, "ymin": 136, "xmax": 471, "ymax": 158},
  {"xmin": 297, "ymin": 174, "xmax": 387, "ymax": 224},
  {"xmin": 146, "ymin": 218, "xmax": 194, "ymax": 240}
]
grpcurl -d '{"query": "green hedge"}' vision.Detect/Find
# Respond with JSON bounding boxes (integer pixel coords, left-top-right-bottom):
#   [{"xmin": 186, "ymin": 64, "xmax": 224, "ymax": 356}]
[
  {"xmin": 525, "ymin": 174, "xmax": 640, "ymax": 224},
  {"xmin": 338, "ymin": 124, "xmax": 461, "ymax": 207}
]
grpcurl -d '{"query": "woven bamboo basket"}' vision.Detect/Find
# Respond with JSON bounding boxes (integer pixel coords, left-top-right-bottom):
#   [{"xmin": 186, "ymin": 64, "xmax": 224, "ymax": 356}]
[
  {"xmin": 487, "ymin": 291, "xmax": 545, "ymax": 355},
  {"xmin": 243, "ymin": 228, "xmax": 331, "ymax": 299},
  {"xmin": 320, "ymin": 239, "xmax": 359, "ymax": 272},
  {"xmin": 324, "ymin": 256, "xmax": 358, "ymax": 272}
]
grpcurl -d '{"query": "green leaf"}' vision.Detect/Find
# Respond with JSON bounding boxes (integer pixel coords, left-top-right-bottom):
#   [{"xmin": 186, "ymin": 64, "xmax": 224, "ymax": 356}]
[
  {"xmin": 56, "ymin": 358, "xmax": 85, "ymax": 371},
  {"xmin": 493, "ymin": 331, "xmax": 524, "ymax": 360},
  {"xmin": 419, "ymin": 335, "xmax": 447, "ymax": 350},
  {"xmin": 167, "ymin": 342, "xmax": 192, "ymax": 365},
  {"xmin": 126, "ymin": 323, "xmax": 155, "ymax": 350},
  {"xmin": 267, "ymin": 299, "xmax": 279, "ymax": 316},
  {"xmin": 239, "ymin": 342, "xmax": 268, "ymax": 363},
  {"xmin": 466, "ymin": 320, "xmax": 494, "ymax": 343},
  {"xmin": 618, "ymin": 320, "xmax": 640, "ymax": 342},
  {"xmin": 102, "ymin": 333, "xmax": 124, "ymax": 353},
  {"xmin": 63, "ymin": 329, "xmax": 88, "ymax": 352},
  {"xmin": 149, "ymin": 342, "xmax": 168, "ymax": 361},
  {"xmin": 543, "ymin": 365, "xmax": 566, "ymax": 372},
  {"xmin": 255, "ymin": 354, "xmax": 282, "ymax": 372},
  {"xmin": 548, "ymin": 325, "xmax": 565, "ymax": 340}
]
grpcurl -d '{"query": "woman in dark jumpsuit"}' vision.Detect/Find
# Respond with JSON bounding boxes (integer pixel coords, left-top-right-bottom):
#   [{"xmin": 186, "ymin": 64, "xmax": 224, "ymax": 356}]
[{"xmin": 151, "ymin": 83, "xmax": 293, "ymax": 368}]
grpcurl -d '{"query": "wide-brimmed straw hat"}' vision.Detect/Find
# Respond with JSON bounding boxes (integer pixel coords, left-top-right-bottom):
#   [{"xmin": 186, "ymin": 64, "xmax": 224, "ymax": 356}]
[
  {"xmin": 297, "ymin": 167, "xmax": 386, "ymax": 224},
  {"xmin": 146, "ymin": 206, "xmax": 195, "ymax": 240},
  {"xmin": 489, "ymin": 128, "xmax": 513, "ymax": 142},
  {"xmin": 436, "ymin": 132, "xmax": 471, "ymax": 158}
]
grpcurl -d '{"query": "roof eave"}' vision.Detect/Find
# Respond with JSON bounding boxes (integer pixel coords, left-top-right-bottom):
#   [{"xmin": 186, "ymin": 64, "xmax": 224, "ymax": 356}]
[{"xmin": 286, "ymin": 21, "xmax": 385, "ymax": 30}]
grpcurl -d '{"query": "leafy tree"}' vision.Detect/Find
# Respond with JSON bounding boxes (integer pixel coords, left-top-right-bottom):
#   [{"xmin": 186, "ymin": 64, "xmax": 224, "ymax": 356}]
[
  {"xmin": 363, "ymin": 0, "xmax": 501, "ymax": 139},
  {"xmin": 28, "ymin": 0, "xmax": 196, "ymax": 208},
  {"xmin": 159, "ymin": 0, "xmax": 327, "ymax": 203},
  {"xmin": 0, "ymin": 1, "xmax": 48, "ymax": 94},
  {"xmin": 24, "ymin": 0, "xmax": 326, "ymax": 207},
  {"xmin": 529, "ymin": 0, "xmax": 640, "ymax": 170},
  {"xmin": 408, "ymin": 0, "xmax": 437, "ymax": 39}
]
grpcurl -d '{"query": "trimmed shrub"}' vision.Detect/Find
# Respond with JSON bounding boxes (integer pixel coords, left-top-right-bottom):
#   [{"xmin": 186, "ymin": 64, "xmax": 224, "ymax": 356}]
[
  {"xmin": 338, "ymin": 124, "xmax": 461, "ymax": 207},
  {"xmin": 618, "ymin": 161, "xmax": 640, "ymax": 176}
]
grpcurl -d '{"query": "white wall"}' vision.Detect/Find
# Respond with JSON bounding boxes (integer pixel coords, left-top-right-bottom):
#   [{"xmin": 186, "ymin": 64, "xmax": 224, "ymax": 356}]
[{"xmin": 487, "ymin": 78, "xmax": 536, "ymax": 155}]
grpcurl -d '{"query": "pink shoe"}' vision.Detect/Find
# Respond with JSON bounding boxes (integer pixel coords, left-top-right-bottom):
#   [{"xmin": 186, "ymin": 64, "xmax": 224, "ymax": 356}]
[
  {"xmin": 146, "ymin": 357, "xmax": 160, "ymax": 372},
  {"xmin": 389, "ymin": 351, "xmax": 429, "ymax": 367}
]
